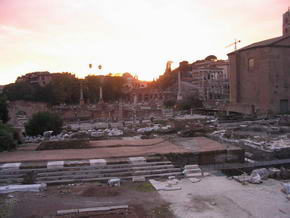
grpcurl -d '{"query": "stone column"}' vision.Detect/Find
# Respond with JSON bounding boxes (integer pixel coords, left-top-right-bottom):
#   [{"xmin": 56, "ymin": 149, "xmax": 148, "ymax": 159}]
[{"xmin": 80, "ymin": 80, "xmax": 84, "ymax": 105}]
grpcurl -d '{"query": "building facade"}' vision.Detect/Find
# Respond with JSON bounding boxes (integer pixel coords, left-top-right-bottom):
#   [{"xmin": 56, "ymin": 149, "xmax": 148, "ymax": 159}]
[
  {"xmin": 228, "ymin": 16, "xmax": 290, "ymax": 115},
  {"xmin": 191, "ymin": 58, "xmax": 229, "ymax": 108},
  {"xmin": 16, "ymin": 71, "xmax": 52, "ymax": 87}
]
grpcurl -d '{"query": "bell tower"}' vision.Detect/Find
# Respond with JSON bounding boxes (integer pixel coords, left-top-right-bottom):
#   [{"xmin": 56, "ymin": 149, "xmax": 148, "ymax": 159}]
[{"xmin": 283, "ymin": 8, "xmax": 290, "ymax": 35}]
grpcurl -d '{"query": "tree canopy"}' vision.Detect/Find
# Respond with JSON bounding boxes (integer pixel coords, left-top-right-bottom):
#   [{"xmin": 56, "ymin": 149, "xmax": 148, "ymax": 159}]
[{"xmin": 4, "ymin": 72, "xmax": 126, "ymax": 105}]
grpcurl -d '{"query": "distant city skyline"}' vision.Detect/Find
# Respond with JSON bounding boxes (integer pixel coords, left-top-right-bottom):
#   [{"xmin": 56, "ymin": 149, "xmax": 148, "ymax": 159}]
[{"xmin": 0, "ymin": 0, "xmax": 287, "ymax": 85}]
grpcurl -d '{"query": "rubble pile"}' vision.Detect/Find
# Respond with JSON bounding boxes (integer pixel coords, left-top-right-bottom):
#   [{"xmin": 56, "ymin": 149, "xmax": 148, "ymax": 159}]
[
  {"xmin": 211, "ymin": 116, "xmax": 290, "ymax": 152},
  {"xmin": 21, "ymin": 111, "xmax": 220, "ymax": 143},
  {"xmin": 233, "ymin": 167, "xmax": 290, "ymax": 184},
  {"xmin": 24, "ymin": 128, "xmax": 124, "ymax": 143},
  {"xmin": 136, "ymin": 124, "xmax": 172, "ymax": 134},
  {"xmin": 174, "ymin": 119, "xmax": 217, "ymax": 137}
]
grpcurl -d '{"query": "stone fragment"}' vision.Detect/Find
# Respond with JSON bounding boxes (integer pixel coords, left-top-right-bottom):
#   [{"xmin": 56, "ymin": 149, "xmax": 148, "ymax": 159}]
[
  {"xmin": 108, "ymin": 178, "xmax": 121, "ymax": 187},
  {"xmin": 132, "ymin": 176, "xmax": 146, "ymax": 182},
  {"xmin": 189, "ymin": 178, "xmax": 201, "ymax": 183},
  {"xmin": 89, "ymin": 159, "xmax": 106, "ymax": 166},
  {"xmin": 0, "ymin": 184, "xmax": 47, "ymax": 193}
]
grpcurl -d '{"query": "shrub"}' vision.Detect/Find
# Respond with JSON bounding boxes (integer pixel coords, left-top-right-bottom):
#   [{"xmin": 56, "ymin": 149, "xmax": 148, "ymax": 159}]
[
  {"xmin": 0, "ymin": 124, "xmax": 17, "ymax": 152},
  {"xmin": 0, "ymin": 95, "xmax": 9, "ymax": 123},
  {"xmin": 163, "ymin": 99, "xmax": 176, "ymax": 108},
  {"xmin": 176, "ymin": 95, "xmax": 203, "ymax": 110},
  {"xmin": 25, "ymin": 112, "xmax": 63, "ymax": 136}
]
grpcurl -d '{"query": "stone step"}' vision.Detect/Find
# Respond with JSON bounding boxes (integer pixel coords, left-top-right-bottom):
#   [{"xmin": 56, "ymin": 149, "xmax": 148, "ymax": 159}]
[
  {"xmin": 0, "ymin": 178, "xmax": 23, "ymax": 185},
  {"xmin": 36, "ymin": 168, "xmax": 181, "ymax": 182},
  {"xmin": 183, "ymin": 168, "xmax": 201, "ymax": 174},
  {"xmin": 0, "ymin": 173, "xmax": 26, "ymax": 179},
  {"xmin": 39, "ymin": 172, "xmax": 183, "ymax": 185},
  {"xmin": 36, "ymin": 164, "xmax": 175, "ymax": 177},
  {"xmin": 184, "ymin": 165, "xmax": 200, "ymax": 170},
  {"xmin": 185, "ymin": 172, "xmax": 210, "ymax": 178},
  {"xmin": 185, "ymin": 173, "xmax": 203, "ymax": 178},
  {"xmin": 0, "ymin": 158, "xmax": 183, "ymax": 186},
  {"xmin": 0, "ymin": 156, "xmax": 166, "ymax": 169},
  {"xmin": 0, "ymin": 161, "xmax": 173, "ymax": 175}
]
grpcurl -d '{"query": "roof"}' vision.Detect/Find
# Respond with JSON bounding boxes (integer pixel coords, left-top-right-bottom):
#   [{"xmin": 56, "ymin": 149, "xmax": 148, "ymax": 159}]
[{"xmin": 228, "ymin": 35, "xmax": 290, "ymax": 55}]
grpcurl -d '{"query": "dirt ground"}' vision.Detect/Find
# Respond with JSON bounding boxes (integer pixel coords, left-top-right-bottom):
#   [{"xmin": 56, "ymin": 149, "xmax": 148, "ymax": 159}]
[
  {"xmin": 0, "ymin": 138, "xmax": 190, "ymax": 163},
  {"xmin": 0, "ymin": 182, "xmax": 174, "ymax": 218},
  {"xmin": 157, "ymin": 175, "xmax": 290, "ymax": 218}
]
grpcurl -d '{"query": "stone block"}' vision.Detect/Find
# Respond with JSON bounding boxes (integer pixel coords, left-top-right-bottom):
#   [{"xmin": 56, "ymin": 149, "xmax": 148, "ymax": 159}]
[
  {"xmin": 0, "ymin": 162, "xmax": 21, "ymax": 170},
  {"xmin": 132, "ymin": 176, "xmax": 146, "ymax": 182},
  {"xmin": 89, "ymin": 159, "xmax": 107, "ymax": 166},
  {"xmin": 57, "ymin": 209, "xmax": 78, "ymax": 215},
  {"xmin": 129, "ymin": 157, "xmax": 146, "ymax": 164},
  {"xmin": 47, "ymin": 161, "xmax": 64, "ymax": 169}
]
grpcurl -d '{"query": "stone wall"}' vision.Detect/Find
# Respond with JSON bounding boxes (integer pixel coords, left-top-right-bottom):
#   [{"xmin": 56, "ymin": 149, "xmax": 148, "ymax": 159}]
[
  {"xmin": 8, "ymin": 100, "xmax": 49, "ymax": 127},
  {"xmin": 7, "ymin": 100, "xmax": 164, "ymax": 128},
  {"xmin": 228, "ymin": 46, "xmax": 290, "ymax": 114}
]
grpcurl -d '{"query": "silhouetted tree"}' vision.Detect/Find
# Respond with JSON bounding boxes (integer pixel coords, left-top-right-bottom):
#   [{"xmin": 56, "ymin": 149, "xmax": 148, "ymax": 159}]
[
  {"xmin": 4, "ymin": 82, "xmax": 36, "ymax": 101},
  {"xmin": 0, "ymin": 95, "xmax": 9, "ymax": 123},
  {"xmin": 49, "ymin": 73, "xmax": 80, "ymax": 104},
  {"xmin": 4, "ymin": 72, "xmax": 126, "ymax": 105},
  {"xmin": 84, "ymin": 75, "xmax": 101, "ymax": 104},
  {"xmin": 0, "ymin": 124, "xmax": 17, "ymax": 151},
  {"xmin": 25, "ymin": 112, "xmax": 63, "ymax": 136},
  {"xmin": 156, "ymin": 71, "xmax": 178, "ymax": 90}
]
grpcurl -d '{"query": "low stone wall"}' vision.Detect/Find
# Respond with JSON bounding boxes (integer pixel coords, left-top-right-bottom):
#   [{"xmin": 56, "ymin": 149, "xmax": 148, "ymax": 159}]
[
  {"xmin": 8, "ymin": 100, "xmax": 49, "ymax": 127},
  {"xmin": 160, "ymin": 148, "xmax": 244, "ymax": 167},
  {"xmin": 198, "ymin": 148, "xmax": 245, "ymax": 165}
]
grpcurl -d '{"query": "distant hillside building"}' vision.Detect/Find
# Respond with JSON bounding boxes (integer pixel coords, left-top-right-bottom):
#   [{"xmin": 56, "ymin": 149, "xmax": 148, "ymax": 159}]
[
  {"xmin": 191, "ymin": 57, "xmax": 229, "ymax": 108},
  {"xmin": 122, "ymin": 73, "xmax": 148, "ymax": 92},
  {"xmin": 228, "ymin": 10, "xmax": 290, "ymax": 115},
  {"xmin": 16, "ymin": 71, "xmax": 52, "ymax": 87}
]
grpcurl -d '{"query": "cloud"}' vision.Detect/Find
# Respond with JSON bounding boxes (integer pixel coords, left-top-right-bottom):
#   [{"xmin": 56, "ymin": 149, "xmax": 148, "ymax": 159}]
[
  {"xmin": 0, "ymin": 0, "xmax": 288, "ymax": 83},
  {"xmin": 0, "ymin": 25, "xmax": 32, "ymax": 35}
]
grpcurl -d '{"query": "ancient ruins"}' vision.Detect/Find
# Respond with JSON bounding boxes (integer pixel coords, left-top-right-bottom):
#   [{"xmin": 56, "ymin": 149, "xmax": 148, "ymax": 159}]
[{"xmin": 0, "ymin": 5, "xmax": 290, "ymax": 218}]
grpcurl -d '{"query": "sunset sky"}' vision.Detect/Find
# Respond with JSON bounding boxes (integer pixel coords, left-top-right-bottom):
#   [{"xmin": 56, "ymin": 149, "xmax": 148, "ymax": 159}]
[{"xmin": 0, "ymin": 0, "xmax": 288, "ymax": 84}]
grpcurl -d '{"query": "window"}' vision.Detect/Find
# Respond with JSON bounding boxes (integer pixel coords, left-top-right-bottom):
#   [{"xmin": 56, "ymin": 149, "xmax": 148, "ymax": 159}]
[{"xmin": 248, "ymin": 58, "xmax": 255, "ymax": 70}]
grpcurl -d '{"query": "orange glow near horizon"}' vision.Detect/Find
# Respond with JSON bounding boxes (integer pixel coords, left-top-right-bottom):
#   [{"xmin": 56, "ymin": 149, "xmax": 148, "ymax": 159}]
[{"xmin": 0, "ymin": 0, "xmax": 288, "ymax": 84}]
